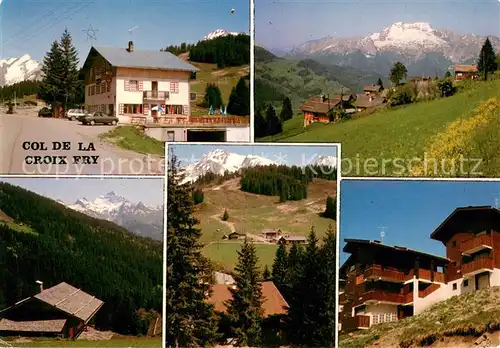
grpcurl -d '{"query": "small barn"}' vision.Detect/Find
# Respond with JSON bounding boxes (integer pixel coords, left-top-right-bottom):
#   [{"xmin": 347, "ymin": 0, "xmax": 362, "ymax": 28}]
[
  {"xmin": 363, "ymin": 84, "xmax": 383, "ymax": 95},
  {"xmin": 0, "ymin": 282, "xmax": 104, "ymax": 339},
  {"xmin": 454, "ymin": 65, "xmax": 479, "ymax": 80},
  {"xmin": 262, "ymin": 229, "xmax": 283, "ymax": 240},
  {"xmin": 355, "ymin": 94, "xmax": 386, "ymax": 112},
  {"xmin": 277, "ymin": 235, "xmax": 308, "ymax": 245},
  {"xmin": 300, "ymin": 95, "xmax": 354, "ymax": 127}
]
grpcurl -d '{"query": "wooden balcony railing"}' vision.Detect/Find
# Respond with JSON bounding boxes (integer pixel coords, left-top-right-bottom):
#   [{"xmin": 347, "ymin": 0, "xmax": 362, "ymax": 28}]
[
  {"xmin": 418, "ymin": 283, "xmax": 441, "ymax": 298},
  {"xmin": 355, "ymin": 290, "xmax": 408, "ymax": 306},
  {"xmin": 130, "ymin": 115, "xmax": 250, "ymax": 126},
  {"xmin": 364, "ymin": 265, "xmax": 405, "ymax": 282},
  {"xmin": 404, "ymin": 269, "xmax": 445, "ymax": 283},
  {"xmin": 461, "ymin": 258, "xmax": 494, "ymax": 275},
  {"xmin": 342, "ymin": 315, "xmax": 371, "ymax": 331},
  {"xmin": 143, "ymin": 91, "xmax": 169, "ymax": 100},
  {"xmin": 357, "ymin": 315, "xmax": 370, "ymax": 328},
  {"xmin": 461, "ymin": 234, "xmax": 493, "ymax": 254}
]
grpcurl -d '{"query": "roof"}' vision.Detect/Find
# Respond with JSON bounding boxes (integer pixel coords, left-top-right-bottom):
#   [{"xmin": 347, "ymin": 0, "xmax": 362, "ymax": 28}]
[
  {"xmin": 343, "ymin": 238, "xmax": 449, "ymax": 264},
  {"xmin": 0, "ymin": 319, "xmax": 66, "ymax": 333},
  {"xmin": 87, "ymin": 46, "xmax": 199, "ymax": 72},
  {"xmin": 34, "ymin": 282, "xmax": 104, "ymax": 323},
  {"xmin": 355, "ymin": 94, "xmax": 386, "ymax": 109},
  {"xmin": 207, "ymin": 281, "xmax": 288, "ymax": 317},
  {"xmin": 299, "ymin": 95, "xmax": 349, "ymax": 114},
  {"xmin": 283, "ymin": 235, "xmax": 307, "ymax": 241},
  {"xmin": 214, "ymin": 272, "xmax": 235, "ymax": 285},
  {"xmin": 262, "ymin": 229, "xmax": 280, "ymax": 234},
  {"xmin": 363, "ymin": 84, "xmax": 383, "ymax": 92},
  {"xmin": 454, "ymin": 64, "xmax": 478, "ymax": 73},
  {"xmin": 430, "ymin": 206, "xmax": 500, "ymax": 242}
]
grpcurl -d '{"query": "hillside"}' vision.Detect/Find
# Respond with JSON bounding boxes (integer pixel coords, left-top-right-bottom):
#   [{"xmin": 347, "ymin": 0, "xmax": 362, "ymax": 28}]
[
  {"xmin": 340, "ymin": 286, "xmax": 500, "ymax": 348},
  {"xmin": 255, "ymin": 46, "xmax": 384, "ymax": 111},
  {"xmin": 0, "ymin": 182, "xmax": 162, "ymax": 335},
  {"xmin": 193, "ymin": 177, "xmax": 337, "ymax": 271},
  {"xmin": 261, "ymin": 79, "xmax": 500, "ymax": 176}
]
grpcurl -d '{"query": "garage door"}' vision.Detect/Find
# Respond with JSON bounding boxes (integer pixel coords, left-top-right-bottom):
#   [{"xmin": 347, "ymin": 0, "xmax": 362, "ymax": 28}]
[{"xmin": 476, "ymin": 273, "xmax": 490, "ymax": 290}]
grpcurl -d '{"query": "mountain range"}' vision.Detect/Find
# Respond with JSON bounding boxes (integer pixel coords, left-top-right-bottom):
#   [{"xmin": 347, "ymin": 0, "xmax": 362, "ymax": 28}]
[
  {"xmin": 203, "ymin": 29, "xmax": 242, "ymax": 41},
  {"xmin": 272, "ymin": 22, "xmax": 500, "ymax": 77},
  {"xmin": 65, "ymin": 191, "xmax": 163, "ymax": 241},
  {"xmin": 179, "ymin": 149, "xmax": 337, "ymax": 183}
]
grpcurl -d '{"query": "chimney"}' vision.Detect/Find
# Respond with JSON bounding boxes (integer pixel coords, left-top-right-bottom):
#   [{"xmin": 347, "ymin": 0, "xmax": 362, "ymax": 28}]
[
  {"xmin": 36, "ymin": 280, "xmax": 43, "ymax": 293},
  {"xmin": 127, "ymin": 41, "xmax": 135, "ymax": 52}
]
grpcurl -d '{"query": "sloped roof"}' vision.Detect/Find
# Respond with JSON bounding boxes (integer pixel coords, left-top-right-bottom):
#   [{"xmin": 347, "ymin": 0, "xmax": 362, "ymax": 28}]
[
  {"xmin": 35, "ymin": 282, "xmax": 104, "ymax": 323},
  {"xmin": 299, "ymin": 95, "xmax": 350, "ymax": 114},
  {"xmin": 207, "ymin": 281, "xmax": 288, "ymax": 317},
  {"xmin": 454, "ymin": 64, "xmax": 478, "ymax": 73},
  {"xmin": 355, "ymin": 94, "xmax": 386, "ymax": 108},
  {"xmin": 89, "ymin": 46, "xmax": 199, "ymax": 72},
  {"xmin": 0, "ymin": 319, "xmax": 66, "ymax": 333},
  {"xmin": 364, "ymin": 84, "xmax": 383, "ymax": 92}
]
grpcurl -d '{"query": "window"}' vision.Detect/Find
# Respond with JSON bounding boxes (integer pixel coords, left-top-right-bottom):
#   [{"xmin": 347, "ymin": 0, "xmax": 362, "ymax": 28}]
[
  {"xmin": 464, "ymin": 279, "xmax": 469, "ymax": 287},
  {"xmin": 101, "ymin": 82, "xmax": 106, "ymax": 93},
  {"xmin": 123, "ymin": 104, "xmax": 143, "ymax": 114},
  {"xmin": 452, "ymin": 241, "xmax": 457, "ymax": 248},
  {"xmin": 106, "ymin": 81, "xmax": 111, "ymax": 93},
  {"xmin": 170, "ymin": 81, "xmax": 179, "ymax": 93},
  {"xmin": 167, "ymin": 131, "xmax": 175, "ymax": 142},
  {"xmin": 372, "ymin": 314, "xmax": 379, "ymax": 325},
  {"xmin": 129, "ymin": 80, "xmax": 138, "ymax": 91},
  {"xmin": 87, "ymin": 86, "xmax": 90, "ymax": 96},
  {"xmin": 90, "ymin": 85, "xmax": 95, "ymax": 96},
  {"xmin": 166, "ymin": 105, "xmax": 184, "ymax": 115},
  {"xmin": 96, "ymin": 83, "xmax": 101, "ymax": 94},
  {"xmin": 190, "ymin": 92, "xmax": 197, "ymax": 101},
  {"xmin": 453, "ymin": 283, "xmax": 457, "ymax": 290}
]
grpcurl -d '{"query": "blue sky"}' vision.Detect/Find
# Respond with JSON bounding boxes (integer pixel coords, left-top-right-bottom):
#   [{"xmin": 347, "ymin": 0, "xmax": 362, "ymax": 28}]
[
  {"xmin": 256, "ymin": 0, "xmax": 500, "ymax": 49},
  {"xmin": 169, "ymin": 144, "xmax": 338, "ymax": 167},
  {"xmin": 340, "ymin": 180, "xmax": 500, "ymax": 264},
  {"xmin": 0, "ymin": 177, "xmax": 164, "ymax": 206},
  {"xmin": 1, "ymin": 0, "xmax": 249, "ymax": 61}
]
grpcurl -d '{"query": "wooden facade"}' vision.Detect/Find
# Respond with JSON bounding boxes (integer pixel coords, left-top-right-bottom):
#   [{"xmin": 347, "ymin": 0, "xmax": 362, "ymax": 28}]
[{"xmin": 454, "ymin": 65, "xmax": 479, "ymax": 80}]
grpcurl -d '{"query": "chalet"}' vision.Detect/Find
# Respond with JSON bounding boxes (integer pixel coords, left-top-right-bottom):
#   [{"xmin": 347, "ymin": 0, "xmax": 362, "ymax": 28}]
[
  {"xmin": 277, "ymin": 235, "xmax": 308, "ymax": 245},
  {"xmin": 208, "ymin": 281, "xmax": 288, "ymax": 318},
  {"xmin": 363, "ymin": 84, "xmax": 383, "ymax": 95},
  {"xmin": 81, "ymin": 41, "xmax": 250, "ymax": 142},
  {"xmin": 354, "ymin": 94, "xmax": 386, "ymax": 112},
  {"xmin": 339, "ymin": 239, "xmax": 449, "ymax": 331},
  {"xmin": 214, "ymin": 272, "xmax": 235, "ymax": 285},
  {"xmin": 454, "ymin": 65, "xmax": 479, "ymax": 80},
  {"xmin": 226, "ymin": 232, "xmax": 246, "ymax": 240},
  {"xmin": 0, "ymin": 282, "xmax": 104, "ymax": 339},
  {"xmin": 340, "ymin": 205, "xmax": 500, "ymax": 332},
  {"xmin": 262, "ymin": 229, "xmax": 283, "ymax": 240},
  {"xmin": 300, "ymin": 95, "xmax": 354, "ymax": 127}
]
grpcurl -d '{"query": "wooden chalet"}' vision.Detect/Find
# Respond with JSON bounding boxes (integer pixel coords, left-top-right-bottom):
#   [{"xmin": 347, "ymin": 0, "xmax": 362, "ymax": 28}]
[
  {"xmin": 339, "ymin": 239, "xmax": 448, "ymax": 332},
  {"xmin": 277, "ymin": 235, "xmax": 307, "ymax": 245},
  {"xmin": 454, "ymin": 65, "xmax": 479, "ymax": 80},
  {"xmin": 262, "ymin": 229, "xmax": 283, "ymax": 241},
  {"xmin": 300, "ymin": 94, "xmax": 354, "ymax": 127},
  {"xmin": 225, "ymin": 232, "xmax": 246, "ymax": 240},
  {"xmin": 0, "ymin": 282, "xmax": 104, "ymax": 339},
  {"xmin": 363, "ymin": 84, "xmax": 383, "ymax": 95},
  {"xmin": 354, "ymin": 94, "xmax": 386, "ymax": 111}
]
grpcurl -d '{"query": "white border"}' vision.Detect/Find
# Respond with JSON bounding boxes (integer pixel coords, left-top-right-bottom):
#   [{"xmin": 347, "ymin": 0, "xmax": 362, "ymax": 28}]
[
  {"xmin": 162, "ymin": 145, "xmax": 167, "ymax": 348},
  {"xmin": 250, "ymin": 0, "xmax": 255, "ymax": 142}
]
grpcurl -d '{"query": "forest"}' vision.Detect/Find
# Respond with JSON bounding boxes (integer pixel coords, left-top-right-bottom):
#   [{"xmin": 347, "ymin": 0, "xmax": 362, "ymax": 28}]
[
  {"xmin": 0, "ymin": 80, "xmax": 41, "ymax": 102},
  {"xmin": 0, "ymin": 182, "xmax": 162, "ymax": 335},
  {"xmin": 163, "ymin": 34, "xmax": 250, "ymax": 68},
  {"xmin": 167, "ymin": 156, "xmax": 337, "ymax": 347}
]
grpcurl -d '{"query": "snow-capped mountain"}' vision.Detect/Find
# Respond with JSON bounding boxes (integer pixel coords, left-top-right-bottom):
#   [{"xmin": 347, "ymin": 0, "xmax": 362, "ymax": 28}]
[
  {"xmin": 0, "ymin": 54, "xmax": 42, "ymax": 87},
  {"xmin": 180, "ymin": 149, "xmax": 276, "ymax": 183},
  {"xmin": 309, "ymin": 155, "xmax": 337, "ymax": 169},
  {"xmin": 67, "ymin": 191, "xmax": 163, "ymax": 241},
  {"xmin": 203, "ymin": 29, "xmax": 241, "ymax": 41},
  {"xmin": 289, "ymin": 22, "xmax": 500, "ymax": 63}
]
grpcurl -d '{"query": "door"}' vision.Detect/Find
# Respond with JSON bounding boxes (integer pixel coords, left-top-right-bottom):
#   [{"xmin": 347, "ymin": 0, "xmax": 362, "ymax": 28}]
[
  {"xmin": 152, "ymin": 81, "xmax": 158, "ymax": 98},
  {"xmin": 476, "ymin": 273, "xmax": 490, "ymax": 290},
  {"xmin": 151, "ymin": 104, "xmax": 158, "ymax": 117}
]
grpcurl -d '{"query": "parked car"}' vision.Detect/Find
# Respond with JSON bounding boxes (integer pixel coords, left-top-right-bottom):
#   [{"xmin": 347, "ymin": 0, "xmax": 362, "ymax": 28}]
[
  {"xmin": 38, "ymin": 107, "xmax": 52, "ymax": 117},
  {"xmin": 66, "ymin": 108, "xmax": 86, "ymax": 121},
  {"xmin": 77, "ymin": 112, "xmax": 119, "ymax": 126}
]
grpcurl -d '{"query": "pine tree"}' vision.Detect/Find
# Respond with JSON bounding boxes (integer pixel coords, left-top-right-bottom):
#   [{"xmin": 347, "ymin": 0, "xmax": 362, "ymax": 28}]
[
  {"xmin": 389, "ymin": 61, "xmax": 408, "ymax": 85},
  {"xmin": 279, "ymin": 97, "xmax": 293, "ymax": 121},
  {"xmin": 478, "ymin": 37, "xmax": 498, "ymax": 81},
  {"xmin": 263, "ymin": 265, "xmax": 271, "ymax": 281},
  {"xmin": 271, "ymin": 242, "xmax": 288, "ymax": 292},
  {"xmin": 316, "ymin": 225, "xmax": 337, "ymax": 347},
  {"xmin": 324, "ymin": 196, "xmax": 336, "ymax": 220},
  {"xmin": 227, "ymin": 78, "xmax": 250, "ymax": 116},
  {"xmin": 222, "ymin": 209, "xmax": 229, "ymax": 221},
  {"xmin": 203, "ymin": 83, "xmax": 223, "ymax": 109},
  {"xmin": 166, "ymin": 154, "xmax": 219, "ymax": 347},
  {"xmin": 38, "ymin": 40, "xmax": 65, "ymax": 110},
  {"xmin": 59, "ymin": 29, "xmax": 80, "ymax": 114},
  {"xmin": 377, "ymin": 77, "xmax": 384, "ymax": 88},
  {"xmin": 254, "ymin": 107, "xmax": 268, "ymax": 138},
  {"xmin": 226, "ymin": 238, "xmax": 264, "ymax": 346},
  {"xmin": 444, "ymin": 71, "xmax": 452, "ymax": 78}
]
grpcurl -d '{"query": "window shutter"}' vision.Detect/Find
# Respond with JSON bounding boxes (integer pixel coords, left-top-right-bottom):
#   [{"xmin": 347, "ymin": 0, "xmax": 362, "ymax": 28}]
[
  {"xmin": 183, "ymin": 105, "xmax": 189, "ymax": 115},
  {"xmin": 119, "ymin": 104, "xmax": 124, "ymax": 115},
  {"xmin": 138, "ymin": 81, "xmax": 143, "ymax": 91},
  {"xmin": 124, "ymin": 80, "xmax": 130, "ymax": 91},
  {"xmin": 143, "ymin": 104, "xmax": 149, "ymax": 115}
]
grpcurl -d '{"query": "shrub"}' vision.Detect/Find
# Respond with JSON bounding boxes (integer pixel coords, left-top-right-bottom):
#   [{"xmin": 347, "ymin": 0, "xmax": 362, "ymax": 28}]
[
  {"xmin": 192, "ymin": 188, "xmax": 204, "ymax": 204},
  {"xmin": 222, "ymin": 209, "xmax": 229, "ymax": 221}
]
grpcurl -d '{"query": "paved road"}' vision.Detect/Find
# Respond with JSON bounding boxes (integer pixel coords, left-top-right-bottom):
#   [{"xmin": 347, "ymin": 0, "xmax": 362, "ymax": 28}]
[{"xmin": 0, "ymin": 110, "xmax": 164, "ymax": 175}]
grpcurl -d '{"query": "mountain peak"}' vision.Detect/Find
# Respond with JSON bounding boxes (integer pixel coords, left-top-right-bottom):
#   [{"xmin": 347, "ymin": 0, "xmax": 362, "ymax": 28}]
[
  {"xmin": 0, "ymin": 54, "xmax": 42, "ymax": 87},
  {"xmin": 203, "ymin": 29, "xmax": 240, "ymax": 41}
]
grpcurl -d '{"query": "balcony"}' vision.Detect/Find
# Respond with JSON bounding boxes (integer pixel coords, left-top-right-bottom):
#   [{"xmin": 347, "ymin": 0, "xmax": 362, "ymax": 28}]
[
  {"xmin": 461, "ymin": 258, "xmax": 494, "ymax": 277},
  {"xmin": 461, "ymin": 235, "xmax": 493, "ymax": 256},
  {"xmin": 143, "ymin": 90, "xmax": 169, "ymax": 101},
  {"xmin": 130, "ymin": 115, "xmax": 250, "ymax": 127},
  {"xmin": 354, "ymin": 290, "xmax": 410, "ymax": 306},
  {"xmin": 342, "ymin": 315, "xmax": 370, "ymax": 330},
  {"xmin": 364, "ymin": 265, "xmax": 405, "ymax": 283},
  {"xmin": 404, "ymin": 269, "xmax": 446, "ymax": 283}
]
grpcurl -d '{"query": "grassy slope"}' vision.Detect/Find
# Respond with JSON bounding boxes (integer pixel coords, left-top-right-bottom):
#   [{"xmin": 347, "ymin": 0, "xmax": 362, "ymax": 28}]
[
  {"xmin": 99, "ymin": 126, "xmax": 165, "ymax": 156},
  {"xmin": 340, "ymin": 286, "xmax": 500, "ymax": 348},
  {"xmin": 195, "ymin": 178, "xmax": 337, "ymax": 271},
  {"xmin": 188, "ymin": 61, "xmax": 249, "ymax": 116},
  {"xmin": 261, "ymin": 80, "xmax": 500, "ymax": 176}
]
